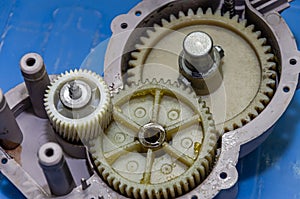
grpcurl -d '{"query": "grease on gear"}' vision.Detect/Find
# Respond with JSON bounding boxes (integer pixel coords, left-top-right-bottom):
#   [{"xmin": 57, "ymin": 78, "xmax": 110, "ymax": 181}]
[
  {"xmin": 127, "ymin": 8, "xmax": 276, "ymax": 133},
  {"xmin": 90, "ymin": 79, "xmax": 218, "ymax": 199},
  {"xmin": 44, "ymin": 69, "xmax": 112, "ymax": 142}
]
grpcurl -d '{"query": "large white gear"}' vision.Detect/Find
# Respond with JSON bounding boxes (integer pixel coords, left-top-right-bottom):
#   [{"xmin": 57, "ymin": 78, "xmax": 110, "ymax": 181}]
[
  {"xmin": 127, "ymin": 8, "xmax": 276, "ymax": 133},
  {"xmin": 44, "ymin": 69, "xmax": 112, "ymax": 142},
  {"xmin": 90, "ymin": 79, "xmax": 218, "ymax": 199}
]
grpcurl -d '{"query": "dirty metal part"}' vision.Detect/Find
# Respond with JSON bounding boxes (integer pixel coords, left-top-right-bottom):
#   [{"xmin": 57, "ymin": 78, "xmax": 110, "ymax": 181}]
[
  {"xmin": 38, "ymin": 142, "xmax": 76, "ymax": 196},
  {"xmin": 44, "ymin": 69, "xmax": 112, "ymax": 143},
  {"xmin": 20, "ymin": 53, "xmax": 50, "ymax": 119},
  {"xmin": 0, "ymin": 89, "xmax": 23, "ymax": 150},
  {"xmin": 90, "ymin": 79, "xmax": 218, "ymax": 199}
]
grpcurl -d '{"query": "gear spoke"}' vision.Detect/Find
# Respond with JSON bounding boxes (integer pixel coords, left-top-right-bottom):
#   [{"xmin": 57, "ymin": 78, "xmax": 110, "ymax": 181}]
[
  {"xmin": 141, "ymin": 149, "xmax": 155, "ymax": 184},
  {"xmin": 113, "ymin": 108, "xmax": 141, "ymax": 135},
  {"xmin": 104, "ymin": 141, "xmax": 140, "ymax": 165},
  {"xmin": 165, "ymin": 115, "xmax": 200, "ymax": 138},
  {"xmin": 151, "ymin": 89, "xmax": 162, "ymax": 123},
  {"xmin": 162, "ymin": 143, "xmax": 194, "ymax": 167}
]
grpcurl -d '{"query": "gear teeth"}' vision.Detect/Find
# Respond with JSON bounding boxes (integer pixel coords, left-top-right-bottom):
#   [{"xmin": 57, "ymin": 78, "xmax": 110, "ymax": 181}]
[
  {"xmin": 140, "ymin": 36, "xmax": 149, "ymax": 45},
  {"xmin": 223, "ymin": 11, "xmax": 230, "ymax": 18},
  {"xmin": 232, "ymin": 15, "xmax": 239, "ymax": 22},
  {"xmin": 258, "ymin": 38, "xmax": 267, "ymax": 45},
  {"xmin": 215, "ymin": 9, "xmax": 222, "ymax": 16},
  {"xmin": 206, "ymin": 8, "xmax": 213, "ymax": 15},
  {"xmin": 240, "ymin": 19, "xmax": 247, "ymax": 27},
  {"xmin": 161, "ymin": 18, "xmax": 169, "ymax": 26},
  {"xmin": 178, "ymin": 11, "xmax": 185, "ymax": 18},
  {"xmin": 197, "ymin": 7, "xmax": 204, "ymax": 15},
  {"xmin": 255, "ymin": 31, "xmax": 262, "ymax": 38},
  {"xmin": 44, "ymin": 69, "xmax": 112, "ymax": 142},
  {"xmin": 246, "ymin": 24, "xmax": 255, "ymax": 32},
  {"xmin": 263, "ymin": 45, "xmax": 271, "ymax": 53},
  {"xmin": 187, "ymin": 9, "xmax": 194, "ymax": 16},
  {"xmin": 266, "ymin": 53, "xmax": 275, "ymax": 61},
  {"xmin": 146, "ymin": 29, "xmax": 155, "ymax": 38},
  {"xmin": 127, "ymin": 5, "xmax": 276, "ymax": 142},
  {"xmin": 135, "ymin": 44, "xmax": 144, "ymax": 50},
  {"xmin": 93, "ymin": 79, "xmax": 217, "ymax": 199},
  {"xmin": 170, "ymin": 14, "xmax": 177, "ymax": 22}
]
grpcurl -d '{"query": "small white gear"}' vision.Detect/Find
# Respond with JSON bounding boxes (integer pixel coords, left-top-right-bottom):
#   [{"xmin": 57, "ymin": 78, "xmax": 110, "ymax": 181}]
[
  {"xmin": 90, "ymin": 79, "xmax": 218, "ymax": 199},
  {"xmin": 44, "ymin": 69, "xmax": 112, "ymax": 142}
]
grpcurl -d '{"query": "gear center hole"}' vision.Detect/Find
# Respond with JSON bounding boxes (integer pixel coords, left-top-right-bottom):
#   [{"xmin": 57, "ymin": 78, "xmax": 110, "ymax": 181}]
[{"xmin": 139, "ymin": 123, "xmax": 166, "ymax": 149}]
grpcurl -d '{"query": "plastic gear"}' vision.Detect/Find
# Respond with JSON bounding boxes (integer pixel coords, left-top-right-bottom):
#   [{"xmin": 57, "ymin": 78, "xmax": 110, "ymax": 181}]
[
  {"xmin": 90, "ymin": 79, "xmax": 218, "ymax": 199},
  {"xmin": 127, "ymin": 8, "xmax": 276, "ymax": 133},
  {"xmin": 44, "ymin": 69, "xmax": 112, "ymax": 142}
]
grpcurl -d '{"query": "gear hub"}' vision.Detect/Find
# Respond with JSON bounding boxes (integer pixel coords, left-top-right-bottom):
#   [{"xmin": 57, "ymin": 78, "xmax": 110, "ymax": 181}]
[{"xmin": 44, "ymin": 69, "xmax": 112, "ymax": 142}]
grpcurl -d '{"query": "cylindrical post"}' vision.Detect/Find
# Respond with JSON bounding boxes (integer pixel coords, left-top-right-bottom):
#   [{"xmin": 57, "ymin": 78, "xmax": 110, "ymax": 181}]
[
  {"xmin": 20, "ymin": 53, "xmax": 50, "ymax": 118},
  {"xmin": 38, "ymin": 142, "xmax": 75, "ymax": 196},
  {"xmin": 179, "ymin": 31, "xmax": 225, "ymax": 95},
  {"xmin": 0, "ymin": 89, "xmax": 23, "ymax": 149}
]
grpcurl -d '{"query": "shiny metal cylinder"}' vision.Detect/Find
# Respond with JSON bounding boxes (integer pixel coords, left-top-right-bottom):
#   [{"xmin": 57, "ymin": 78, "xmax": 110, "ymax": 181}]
[
  {"xmin": 20, "ymin": 53, "xmax": 50, "ymax": 118},
  {"xmin": 183, "ymin": 31, "xmax": 215, "ymax": 73},
  {"xmin": 38, "ymin": 142, "xmax": 75, "ymax": 196},
  {"xmin": 0, "ymin": 89, "xmax": 23, "ymax": 149}
]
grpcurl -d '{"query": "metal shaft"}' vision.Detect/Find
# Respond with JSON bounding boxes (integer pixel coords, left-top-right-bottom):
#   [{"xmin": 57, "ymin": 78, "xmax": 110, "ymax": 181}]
[
  {"xmin": 38, "ymin": 142, "xmax": 75, "ymax": 196},
  {"xmin": 20, "ymin": 53, "xmax": 50, "ymax": 118},
  {"xmin": 183, "ymin": 31, "xmax": 215, "ymax": 73},
  {"xmin": 0, "ymin": 89, "xmax": 23, "ymax": 150}
]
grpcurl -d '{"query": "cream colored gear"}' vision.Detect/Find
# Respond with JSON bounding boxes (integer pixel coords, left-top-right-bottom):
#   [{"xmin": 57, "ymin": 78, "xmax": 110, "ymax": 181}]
[
  {"xmin": 44, "ymin": 69, "xmax": 112, "ymax": 142},
  {"xmin": 90, "ymin": 79, "xmax": 218, "ymax": 199},
  {"xmin": 127, "ymin": 8, "xmax": 276, "ymax": 133}
]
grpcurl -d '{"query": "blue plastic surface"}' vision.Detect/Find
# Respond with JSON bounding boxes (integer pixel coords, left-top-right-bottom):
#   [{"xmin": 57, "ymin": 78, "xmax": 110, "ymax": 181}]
[{"xmin": 0, "ymin": 1, "xmax": 299, "ymax": 198}]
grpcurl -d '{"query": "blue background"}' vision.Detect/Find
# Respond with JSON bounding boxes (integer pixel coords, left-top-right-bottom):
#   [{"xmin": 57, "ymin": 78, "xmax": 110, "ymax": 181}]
[{"xmin": 0, "ymin": 1, "xmax": 299, "ymax": 198}]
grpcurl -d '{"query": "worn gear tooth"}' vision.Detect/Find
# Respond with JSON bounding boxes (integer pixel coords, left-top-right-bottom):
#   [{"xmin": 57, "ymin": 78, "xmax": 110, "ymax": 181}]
[
  {"xmin": 268, "ymin": 62, "xmax": 277, "ymax": 70},
  {"xmin": 146, "ymin": 30, "xmax": 156, "ymax": 39},
  {"xmin": 224, "ymin": 11, "xmax": 230, "ymax": 18},
  {"xmin": 187, "ymin": 8, "xmax": 194, "ymax": 16},
  {"xmin": 246, "ymin": 24, "xmax": 255, "ymax": 32},
  {"xmin": 128, "ymin": 60, "xmax": 139, "ymax": 67},
  {"xmin": 135, "ymin": 44, "xmax": 144, "ymax": 51},
  {"xmin": 131, "ymin": 52, "xmax": 140, "ymax": 59},
  {"xmin": 240, "ymin": 19, "xmax": 247, "ymax": 27},
  {"xmin": 263, "ymin": 45, "xmax": 272, "ymax": 53},
  {"xmin": 178, "ymin": 11, "xmax": 186, "ymax": 18},
  {"xmin": 266, "ymin": 53, "xmax": 275, "ymax": 61},
  {"xmin": 206, "ymin": 8, "xmax": 213, "ymax": 15},
  {"xmin": 255, "ymin": 31, "xmax": 262, "ymax": 38},
  {"xmin": 140, "ymin": 36, "xmax": 149, "ymax": 45},
  {"xmin": 258, "ymin": 38, "xmax": 267, "ymax": 45},
  {"xmin": 170, "ymin": 14, "xmax": 177, "ymax": 22},
  {"xmin": 161, "ymin": 18, "xmax": 169, "ymax": 26},
  {"xmin": 197, "ymin": 7, "xmax": 204, "ymax": 15},
  {"xmin": 232, "ymin": 15, "xmax": 239, "ymax": 22},
  {"xmin": 215, "ymin": 9, "xmax": 222, "ymax": 16},
  {"xmin": 153, "ymin": 23, "xmax": 161, "ymax": 30}
]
